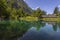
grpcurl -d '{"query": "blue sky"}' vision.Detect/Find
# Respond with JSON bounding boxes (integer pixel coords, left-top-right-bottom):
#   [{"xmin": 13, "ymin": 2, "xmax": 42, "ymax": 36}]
[{"xmin": 24, "ymin": 0, "xmax": 60, "ymax": 14}]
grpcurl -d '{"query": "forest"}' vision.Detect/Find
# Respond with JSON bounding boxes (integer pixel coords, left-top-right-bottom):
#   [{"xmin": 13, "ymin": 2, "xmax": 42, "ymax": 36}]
[
  {"xmin": 0, "ymin": 0, "xmax": 60, "ymax": 21},
  {"xmin": 0, "ymin": 0, "xmax": 46, "ymax": 20}
]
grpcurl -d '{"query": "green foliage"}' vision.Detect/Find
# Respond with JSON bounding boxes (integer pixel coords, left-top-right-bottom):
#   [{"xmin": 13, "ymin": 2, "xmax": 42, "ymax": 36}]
[
  {"xmin": 53, "ymin": 7, "xmax": 59, "ymax": 15},
  {"xmin": 0, "ymin": 0, "xmax": 10, "ymax": 20},
  {"xmin": 53, "ymin": 7, "xmax": 60, "ymax": 17},
  {"xmin": 10, "ymin": 8, "xmax": 17, "ymax": 20},
  {"xmin": 0, "ymin": 0, "xmax": 47, "ymax": 20},
  {"xmin": 41, "ymin": 11, "xmax": 46, "ymax": 15},
  {"xmin": 31, "ymin": 8, "xmax": 46, "ymax": 17},
  {"xmin": 53, "ymin": 24, "xmax": 57, "ymax": 31},
  {"xmin": 0, "ymin": 0, "xmax": 32, "ymax": 20},
  {"xmin": 31, "ymin": 8, "xmax": 42, "ymax": 17},
  {"xmin": 0, "ymin": 20, "xmax": 31, "ymax": 40}
]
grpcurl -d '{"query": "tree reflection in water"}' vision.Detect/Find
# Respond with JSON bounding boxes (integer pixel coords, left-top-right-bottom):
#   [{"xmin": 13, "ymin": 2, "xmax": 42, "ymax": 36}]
[
  {"xmin": 0, "ymin": 20, "xmax": 46, "ymax": 40},
  {"xmin": 1, "ymin": 20, "xmax": 60, "ymax": 40},
  {"xmin": 19, "ymin": 21, "xmax": 60, "ymax": 40}
]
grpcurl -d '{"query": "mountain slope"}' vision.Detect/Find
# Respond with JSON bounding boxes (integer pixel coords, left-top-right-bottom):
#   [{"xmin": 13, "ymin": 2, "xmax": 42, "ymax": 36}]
[{"xmin": 7, "ymin": 0, "xmax": 32, "ymax": 14}]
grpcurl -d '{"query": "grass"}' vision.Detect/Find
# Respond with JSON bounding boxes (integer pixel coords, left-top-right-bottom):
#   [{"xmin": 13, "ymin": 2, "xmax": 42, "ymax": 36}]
[
  {"xmin": 42, "ymin": 17, "xmax": 60, "ymax": 22},
  {"xmin": 19, "ymin": 16, "xmax": 60, "ymax": 22},
  {"xmin": 20, "ymin": 16, "xmax": 38, "ymax": 21}
]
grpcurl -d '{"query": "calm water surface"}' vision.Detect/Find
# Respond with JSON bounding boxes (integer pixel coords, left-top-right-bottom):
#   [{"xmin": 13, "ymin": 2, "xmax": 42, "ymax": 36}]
[
  {"xmin": 0, "ymin": 21, "xmax": 60, "ymax": 40},
  {"xmin": 18, "ymin": 21, "xmax": 60, "ymax": 40}
]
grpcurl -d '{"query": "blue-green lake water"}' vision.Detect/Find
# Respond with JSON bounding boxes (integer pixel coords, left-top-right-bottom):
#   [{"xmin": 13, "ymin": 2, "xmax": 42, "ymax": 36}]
[
  {"xmin": 18, "ymin": 21, "xmax": 60, "ymax": 40},
  {"xmin": 0, "ymin": 21, "xmax": 60, "ymax": 40}
]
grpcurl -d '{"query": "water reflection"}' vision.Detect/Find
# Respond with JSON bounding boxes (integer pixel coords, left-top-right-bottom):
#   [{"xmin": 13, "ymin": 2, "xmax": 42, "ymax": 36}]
[
  {"xmin": 0, "ymin": 21, "xmax": 60, "ymax": 40},
  {"xmin": 19, "ymin": 21, "xmax": 60, "ymax": 40},
  {"xmin": 0, "ymin": 20, "xmax": 45, "ymax": 40},
  {"xmin": 0, "ymin": 21, "xmax": 31, "ymax": 40}
]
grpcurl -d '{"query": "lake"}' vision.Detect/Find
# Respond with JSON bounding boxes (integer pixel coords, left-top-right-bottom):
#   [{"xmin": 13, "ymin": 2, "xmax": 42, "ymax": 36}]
[
  {"xmin": 18, "ymin": 21, "xmax": 60, "ymax": 40},
  {"xmin": 0, "ymin": 21, "xmax": 60, "ymax": 40}
]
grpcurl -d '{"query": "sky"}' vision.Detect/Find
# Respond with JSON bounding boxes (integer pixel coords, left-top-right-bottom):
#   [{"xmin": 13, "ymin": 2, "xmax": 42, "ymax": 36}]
[{"xmin": 24, "ymin": 0, "xmax": 60, "ymax": 14}]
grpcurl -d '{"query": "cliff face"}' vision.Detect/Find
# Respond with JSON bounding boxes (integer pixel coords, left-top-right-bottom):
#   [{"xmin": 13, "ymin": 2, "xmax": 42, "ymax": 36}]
[{"xmin": 7, "ymin": 0, "xmax": 32, "ymax": 13}]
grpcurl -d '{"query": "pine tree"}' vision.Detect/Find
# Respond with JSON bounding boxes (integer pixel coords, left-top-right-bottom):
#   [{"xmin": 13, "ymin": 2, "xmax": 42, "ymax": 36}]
[{"xmin": 53, "ymin": 7, "xmax": 59, "ymax": 15}]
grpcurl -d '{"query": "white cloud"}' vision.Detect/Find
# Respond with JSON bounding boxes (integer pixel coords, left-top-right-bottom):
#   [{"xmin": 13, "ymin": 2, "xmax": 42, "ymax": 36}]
[
  {"xmin": 31, "ymin": 7, "xmax": 35, "ymax": 10},
  {"xmin": 58, "ymin": 5, "xmax": 60, "ymax": 8},
  {"xmin": 32, "ymin": 7, "xmax": 40, "ymax": 10},
  {"xmin": 23, "ymin": 0, "xmax": 26, "ymax": 1},
  {"xmin": 35, "ymin": 6, "xmax": 40, "ymax": 10}
]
